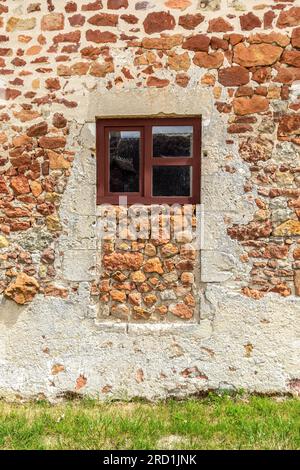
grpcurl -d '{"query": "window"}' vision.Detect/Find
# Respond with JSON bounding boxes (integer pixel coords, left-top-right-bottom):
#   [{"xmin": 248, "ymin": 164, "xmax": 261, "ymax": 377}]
[{"xmin": 96, "ymin": 117, "xmax": 201, "ymax": 205}]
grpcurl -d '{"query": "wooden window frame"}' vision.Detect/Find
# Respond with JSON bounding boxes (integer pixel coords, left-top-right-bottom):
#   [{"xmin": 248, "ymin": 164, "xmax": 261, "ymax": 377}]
[{"xmin": 96, "ymin": 116, "xmax": 201, "ymax": 205}]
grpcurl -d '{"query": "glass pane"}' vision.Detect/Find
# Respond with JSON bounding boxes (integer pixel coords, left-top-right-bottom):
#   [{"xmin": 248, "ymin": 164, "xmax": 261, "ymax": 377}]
[
  {"xmin": 109, "ymin": 130, "xmax": 140, "ymax": 193},
  {"xmin": 153, "ymin": 126, "xmax": 193, "ymax": 157},
  {"xmin": 153, "ymin": 166, "xmax": 191, "ymax": 197}
]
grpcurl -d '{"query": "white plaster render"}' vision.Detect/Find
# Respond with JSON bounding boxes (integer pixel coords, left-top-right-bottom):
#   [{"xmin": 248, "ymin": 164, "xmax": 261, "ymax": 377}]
[{"xmin": 0, "ymin": 286, "xmax": 299, "ymax": 400}]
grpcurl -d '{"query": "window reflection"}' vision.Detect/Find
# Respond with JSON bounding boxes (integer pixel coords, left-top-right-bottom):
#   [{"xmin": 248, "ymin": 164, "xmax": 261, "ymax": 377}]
[
  {"xmin": 109, "ymin": 131, "xmax": 140, "ymax": 193},
  {"xmin": 153, "ymin": 126, "xmax": 193, "ymax": 157},
  {"xmin": 153, "ymin": 166, "xmax": 191, "ymax": 197}
]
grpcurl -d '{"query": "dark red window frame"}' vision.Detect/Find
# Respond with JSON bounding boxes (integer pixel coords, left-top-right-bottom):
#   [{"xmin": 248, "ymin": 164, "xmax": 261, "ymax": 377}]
[{"xmin": 96, "ymin": 116, "xmax": 201, "ymax": 205}]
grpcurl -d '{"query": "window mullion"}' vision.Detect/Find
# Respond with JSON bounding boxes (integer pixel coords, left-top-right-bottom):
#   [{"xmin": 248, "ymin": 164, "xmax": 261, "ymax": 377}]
[
  {"xmin": 192, "ymin": 120, "xmax": 201, "ymax": 204},
  {"xmin": 152, "ymin": 157, "xmax": 192, "ymax": 166},
  {"xmin": 144, "ymin": 125, "xmax": 152, "ymax": 200},
  {"xmin": 96, "ymin": 121, "xmax": 105, "ymax": 204}
]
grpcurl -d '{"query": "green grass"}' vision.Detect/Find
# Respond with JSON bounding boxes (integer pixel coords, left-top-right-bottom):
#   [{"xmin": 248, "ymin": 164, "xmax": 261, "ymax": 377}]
[{"xmin": 0, "ymin": 394, "xmax": 299, "ymax": 450}]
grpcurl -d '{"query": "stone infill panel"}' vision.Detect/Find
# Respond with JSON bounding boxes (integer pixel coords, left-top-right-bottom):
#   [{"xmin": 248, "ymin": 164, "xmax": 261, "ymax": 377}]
[{"xmin": 94, "ymin": 205, "xmax": 201, "ymax": 322}]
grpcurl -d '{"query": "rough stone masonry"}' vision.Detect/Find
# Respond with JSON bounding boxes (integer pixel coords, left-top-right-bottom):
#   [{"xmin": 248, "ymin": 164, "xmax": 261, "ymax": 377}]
[{"xmin": 0, "ymin": 0, "xmax": 299, "ymax": 400}]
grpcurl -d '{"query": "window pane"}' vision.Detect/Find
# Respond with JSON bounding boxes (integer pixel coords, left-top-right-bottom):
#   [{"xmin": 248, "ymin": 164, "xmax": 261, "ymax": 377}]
[
  {"xmin": 153, "ymin": 166, "xmax": 191, "ymax": 197},
  {"xmin": 153, "ymin": 126, "xmax": 193, "ymax": 157},
  {"xmin": 109, "ymin": 131, "xmax": 140, "ymax": 193}
]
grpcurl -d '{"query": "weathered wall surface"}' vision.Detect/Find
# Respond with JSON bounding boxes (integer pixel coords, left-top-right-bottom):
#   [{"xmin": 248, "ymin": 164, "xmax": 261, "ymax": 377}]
[{"xmin": 0, "ymin": 0, "xmax": 300, "ymax": 399}]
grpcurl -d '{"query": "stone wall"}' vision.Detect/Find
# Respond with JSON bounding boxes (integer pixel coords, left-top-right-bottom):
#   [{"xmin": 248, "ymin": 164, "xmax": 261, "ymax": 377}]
[{"xmin": 0, "ymin": 0, "xmax": 299, "ymax": 399}]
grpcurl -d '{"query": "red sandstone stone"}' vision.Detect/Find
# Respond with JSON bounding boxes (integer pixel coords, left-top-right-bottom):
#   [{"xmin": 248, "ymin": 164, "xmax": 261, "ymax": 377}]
[
  {"xmin": 178, "ymin": 13, "xmax": 204, "ymax": 30},
  {"xmin": 39, "ymin": 136, "xmax": 66, "ymax": 149},
  {"xmin": 81, "ymin": 46, "xmax": 101, "ymax": 59},
  {"xmin": 143, "ymin": 12, "xmax": 175, "ymax": 34},
  {"xmin": 107, "ymin": 0, "xmax": 128, "ymax": 9},
  {"xmin": 169, "ymin": 302, "xmax": 193, "ymax": 319},
  {"xmin": 0, "ymin": 176, "xmax": 8, "ymax": 193},
  {"xmin": 278, "ymin": 114, "xmax": 300, "ymax": 137},
  {"xmin": 167, "ymin": 51, "xmax": 190, "ymax": 71},
  {"xmin": 165, "ymin": 0, "xmax": 192, "ymax": 8},
  {"xmin": 11, "ymin": 57, "xmax": 26, "ymax": 67},
  {"xmin": 281, "ymin": 85, "xmax": 289, "ymax": 100},
  {"xmin": 26, "ymin": 121, "xmax": 48, "ymax": 137},
  {"xmin": 0, "ymin": 48, "xmax": 16, "ymax": 56},
  {"xmin": 69, "ymin": 14, "xmax": 86, "ymax": 27},
  {"xmin": 193, "ymin": 51, "xmax": 224, "ymax": 69},
  {"xmin": 62, "ymin": 44, "xmax": 80, "ymax": 54},
  {"xmin": 88, "ymin": 13, "xmax": 118, "ymax": 26},
  {"xmin": 9, "ymin": 221, "xmax": 31, "ymax": 231},
  {"xmin": 182, "ymin": 34, "xmax": 210, "ymax": 52},
  {"xmin": 215, "ymin": 102, "xmax": 232, "ymax": 113},
  {"xmin": 218, "ymin": 66, "xmax": 249, "ymax": 86},
  {"xmin": 228, "ymin": 220, "xmax": 272, "ymax": 241},
  {"xmin": 53, "ymin": 31, "xmax": 81, "ymax": 43},
  {"xmin": 263, "ymin": 245, "xmax": 289, "ymax": 260},
  {"xmin": 233, "ymin": 43, "xmax": 283, "ymax": 67},
  {"xmin": 121, "ymin": 67, "xmax": 134, "ymax": 79},
  {"xmin": 103, "ymin": 252, "xmax": 143, "ymax": 271},
  {"xmin": 142, "ymin": 34, "xmax": 183, "ymax": 50},
  {"xmin": 119, "ymin": 33, "xmax": 138, "ymax": 41},
  {"xmin": 12, "ymin": 135, "xmax": 32, "ymax": 147},
  {"xmin": 276, "ymin": 7, "xmax": 300, "ymax": 28},
  {"xmin": 57, "ymin": 62, "xmax": 90, "ymax": 77},
  {"xmin": 282, "ymin": 50, "xmax": 300, "ymax": 67},
  {"xmin": 52, "ymin": 113, "xmax": 67, "ymax": 128},
  {"xmin": 211, "ymin": 36, "xmax": 228, "ymax": 51},
  {"xmin": 14, "ymin": 109, "xmax": 40, "ymax": 122},
  {"xmin": 239, "ymin": 136, "xmax": 273, "ymax": 162},
  {"xmin": 86, "ymin": 30, "xmax": 117, "ymax": 43},
  {"xmin": 272, "ymin": 284, "xmax": 291, "ymax": 297},
  {"xmin": 45, "ymin": 78, "xmax": 60, "ymax": 90},
  {"xmin": 47, "ymin": 0, "xmax": 55, "ymax": 11},
  {"xmin": 293, "ymin": 247, "xmax": 300, "ymax": 260},
  {"xmin": 263, "ymin": 10, "xmax": 275, "ymax": 29},
  {"xmin": 5, "ymin": 207, "xmax": 31, "ymax": 218},
  {"xmin": 121, "ymin": 14, "xmax": 138, "ymax": 24},
  {"xmin": 256, "ymin": 85, "xmax": 268, "ymax": 96},
  {"xmin": 235, "ymin": 86, "xmax": 254, "ymax": 97},
  {"xmin": 240, "ymin": 12, "xmax": 261, "ymax": 31},
  {"xmin": 5, "ymin": 273, "xmax": 39, "ymax": 305},
  {"xmin": 175, "ymin": 73, "xmax": 190, "ymax": 87},
  {"xmin": 82, "ymin": 1, "xmax": 103, "ymax": 10},
  {"xmin": 10, "ymin": 175, "xmax": 30, "ymax": 195},
  {"xmin": 65, "ymin": 2, "xmax": 77, "ymax": 12},
  {"xmin": 25, "ymin": 45, "xmax": 42, "ymax": 56},
  {"xmin": 111, "ymin": 289, "xmax": 126, "ymax": 302},
  {"xmin": 225, "ymin": 33, "xmax": 244, "ymax": 46},
  {"xmin": 146, "ymin": 76, "xmax": 170, "ymax": 87},
  {"xmin": 252, "ymin": 67, "xmax": 271, "ymax": 84},
  {"xmin": 274, "ymin": 66, "xmax": 300, "ymax": 84},
  {"xmin": 227, "ymin": 123, "xmax": 252, "ymax": 134},
  {"xmin": 5, "ymin": 89, "xmax": 21, "ymax": 100},
  {"xmin": 248, "ymin": 32, "xmax": 289, "ymax": 48},
  {"xmin": 90, "ymin": 60, "xmax": 114, "ymax": 77},
  {"xmin": 208, "ymin": 17, "xmax": 233, "ymax": 33},
  {"xmin": 41, "ymin": 13, "xmax": 64, "ymax": 31},
  {"xmin": 292, "ymin": 27, "xmax": 300, "ymax": 49}
]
